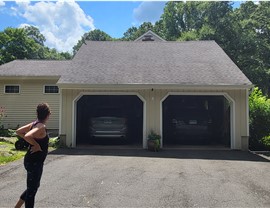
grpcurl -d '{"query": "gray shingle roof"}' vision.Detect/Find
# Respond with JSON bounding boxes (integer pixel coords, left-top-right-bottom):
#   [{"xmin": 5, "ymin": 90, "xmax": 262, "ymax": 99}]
[
  {"xmin": 0, "ymin": 60, "xmax": 71, "ymax": 77},
  {"xmin": 0, "ymin": 41, "xmax": 252, "ymax": 87},
  {"xmin": 58, "ymin": 41, "xmax": 252, "ymax": 86}
]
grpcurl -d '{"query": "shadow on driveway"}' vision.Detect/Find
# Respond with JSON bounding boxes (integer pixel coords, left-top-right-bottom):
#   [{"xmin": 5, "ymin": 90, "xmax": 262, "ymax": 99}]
[{"xmin": 49, "ymin": 148, "xmax": 270, "ymax": 163}]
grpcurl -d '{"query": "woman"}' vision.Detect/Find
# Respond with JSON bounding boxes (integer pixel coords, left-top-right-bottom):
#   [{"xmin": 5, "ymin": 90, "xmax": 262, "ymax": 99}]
[{"xmin": 15, "ymin": 103, "xmax": 51, "ymax": 208}]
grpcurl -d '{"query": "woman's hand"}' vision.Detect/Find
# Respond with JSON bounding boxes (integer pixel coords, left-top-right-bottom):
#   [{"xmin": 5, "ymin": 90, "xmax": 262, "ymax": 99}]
[{"xmin": 30, "ymin": 144, "xmax": 42, "ymax": 154}]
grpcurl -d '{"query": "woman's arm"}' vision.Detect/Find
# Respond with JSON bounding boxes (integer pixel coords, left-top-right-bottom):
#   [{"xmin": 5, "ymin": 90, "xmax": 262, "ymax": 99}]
[
  {"xmin": 16, "ymin": 123, "xmax": 44, "ymax": 153},
  {"xmin": 16, "ymin": 123, "xmax": 32, "ymax": 139}
]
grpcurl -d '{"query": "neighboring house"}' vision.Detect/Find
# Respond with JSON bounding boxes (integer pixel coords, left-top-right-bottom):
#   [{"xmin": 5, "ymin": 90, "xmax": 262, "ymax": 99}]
[{"xmin": 0, "ymin": 31, "xmax": 252, "ymax": 150}]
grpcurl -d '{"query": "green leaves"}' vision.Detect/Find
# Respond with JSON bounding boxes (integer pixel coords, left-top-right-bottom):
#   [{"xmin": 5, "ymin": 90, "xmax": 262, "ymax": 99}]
[
  {"xmin": 249, "ymin": 87, "xmax": 270, "ymax": 150},
  {"xmin": 0, "ymin": 27, "xmax": 71, "ymax": 65},
  {"xmin": 73, "ymin": 29, "xmax": 113, "ymax": 55},
  {"xmin": 229, "ymin": 2, "xmax": 270, "ymax": 95}
]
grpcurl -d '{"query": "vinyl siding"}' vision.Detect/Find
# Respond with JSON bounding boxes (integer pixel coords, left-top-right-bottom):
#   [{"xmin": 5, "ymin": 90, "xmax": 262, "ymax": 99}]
[
  {"xmin": 0, "ymin": 79, "xmax": 59, "ymax": 130},
  {"xmin": 60, "ymin": 87, "xmax": 249, "ymax": 149}
]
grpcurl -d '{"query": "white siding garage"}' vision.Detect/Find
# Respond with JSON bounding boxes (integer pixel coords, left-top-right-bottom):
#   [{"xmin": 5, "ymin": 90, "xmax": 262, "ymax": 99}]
[{"xmin": 59, "ymin": 87, "xmax": 249, "ymax": 150}]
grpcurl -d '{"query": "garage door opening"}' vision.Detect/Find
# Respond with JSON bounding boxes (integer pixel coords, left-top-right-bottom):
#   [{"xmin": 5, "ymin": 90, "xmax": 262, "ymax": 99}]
[
  {"xmin": 162, "ymin": 95, "xmax": 231, "ymax": 147},
  {"xmin": 76, "ymin": 95, "xmax": 143, "ymax": 146}
]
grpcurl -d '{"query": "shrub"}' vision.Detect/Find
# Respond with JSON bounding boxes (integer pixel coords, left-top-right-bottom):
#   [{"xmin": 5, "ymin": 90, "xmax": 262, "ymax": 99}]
[
  {"xmin": 261, "ymin": 136, "xmax": 270, "ymax": 150},
  {"xmin": 147, "ymin": 131, "xmax": 161, "ymax": 152},
  {"xmin": 0, "ymin": 129, "xmax": 16, "ymax": 137},
  {"xmin": 249, "ymin": 87, "xmax": 270, "ymax": 150},
  {"xmin": 49, "ymin": 137, "xmax": 61, "ymax": 148},
  {"xmin": 148, "ymin": 131, "xmax": 161, "ymax": 141},
  {"xmin": 0, "ymin": 106, "xmax": 5, "ymax": 128}
]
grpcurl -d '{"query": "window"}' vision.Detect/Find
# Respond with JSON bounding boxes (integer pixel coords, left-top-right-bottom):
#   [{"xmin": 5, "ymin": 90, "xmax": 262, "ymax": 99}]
[
  {"xmin": 5, "ymin": 85, "xmax": 20, "ymax": 94},
  {"xmin": 44, "ymin": 85, "xmax": 59, "ymax": 94}
]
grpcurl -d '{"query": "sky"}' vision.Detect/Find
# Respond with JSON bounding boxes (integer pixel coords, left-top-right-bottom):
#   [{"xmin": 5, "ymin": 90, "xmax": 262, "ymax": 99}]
[
  {"xmin": 0, "ymin": 1, "xmax": 167, "ymax": 52},
  {"xmin": 0, "ymin": 1, "xmax": 242, "ymax": 53}
]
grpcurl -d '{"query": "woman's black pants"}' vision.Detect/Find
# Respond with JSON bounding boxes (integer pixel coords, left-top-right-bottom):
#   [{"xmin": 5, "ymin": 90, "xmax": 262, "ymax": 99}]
[{"xmin": 20, "ymin": 161, "xmax": 44, "ymax": 208}]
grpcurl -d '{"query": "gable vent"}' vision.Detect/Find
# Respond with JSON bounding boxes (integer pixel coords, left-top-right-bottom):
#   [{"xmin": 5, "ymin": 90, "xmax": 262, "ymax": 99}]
[{"xmin": 142, "ymin": 34, "xmax": 155, "ymax": 41}]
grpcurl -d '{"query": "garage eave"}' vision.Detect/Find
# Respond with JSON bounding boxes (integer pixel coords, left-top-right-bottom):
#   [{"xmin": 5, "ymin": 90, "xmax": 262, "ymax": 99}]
[
  {"xmin": 0, "ymin": 75, "xmax": 61, "ymax": 80},
  {"xmin": 57, "ymin": 83, "xmax": 254, "ymax": 90}
]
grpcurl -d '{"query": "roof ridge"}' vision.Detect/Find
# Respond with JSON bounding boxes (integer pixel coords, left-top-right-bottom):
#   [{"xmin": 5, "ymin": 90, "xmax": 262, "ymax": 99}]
[{"xmin": 84, "ymin": 40, "xmax": 216, "ymax": 43}]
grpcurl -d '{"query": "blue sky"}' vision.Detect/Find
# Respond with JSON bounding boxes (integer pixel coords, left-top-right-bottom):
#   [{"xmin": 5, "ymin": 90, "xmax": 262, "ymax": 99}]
[
  {"xmin": 0, "ymin": 1, "xmax": 242, "ymax": 52},
  {"xmin": 0, "ymin": 1, "xmax": 166, "ymax": 52}
]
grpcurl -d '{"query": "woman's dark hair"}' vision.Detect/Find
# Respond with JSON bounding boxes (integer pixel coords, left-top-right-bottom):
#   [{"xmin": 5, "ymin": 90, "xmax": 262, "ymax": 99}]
[{"xmin": 36, "ymin": 103, "xmax": 51, "ymax": 121}]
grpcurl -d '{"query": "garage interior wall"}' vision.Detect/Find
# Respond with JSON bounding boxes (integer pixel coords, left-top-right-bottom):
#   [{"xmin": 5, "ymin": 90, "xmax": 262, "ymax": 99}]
[
  {"xmin": 60, "ymin": 88, "xmax": 249, "ymax": 149},
  {"xmin": 75, "ymin": 95, "xmax": 143, "ymax": 145}
]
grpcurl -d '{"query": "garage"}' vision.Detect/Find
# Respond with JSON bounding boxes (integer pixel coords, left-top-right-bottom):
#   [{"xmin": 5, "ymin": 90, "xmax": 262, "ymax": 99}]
[
  {"xmin": 75, "ymin": 95, "xmax": 144, "ymax": 146},
  {"xmin": 162, "ymin": 95, "xmax": 231, "ymax": 147},
  {"xmin": 56, "ymin": 37, "xmax": 252, "ymax": 150}
]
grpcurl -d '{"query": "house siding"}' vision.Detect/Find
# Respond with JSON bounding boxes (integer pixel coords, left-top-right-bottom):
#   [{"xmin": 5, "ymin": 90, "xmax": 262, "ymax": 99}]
[
  {"xmin": 0, "ymin": 79, "xmax": 59, "ymax": 130},
  {"xmin": 60, "ymin": 87, "xmax": 249, "ymax": 150}
]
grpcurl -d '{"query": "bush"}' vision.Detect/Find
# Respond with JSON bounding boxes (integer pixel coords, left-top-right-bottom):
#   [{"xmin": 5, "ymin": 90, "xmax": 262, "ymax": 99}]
[
  {"xmin": 249, "ymin": 87, "xmax": 270, "ymax": 150},
  {"xmin": 261, "ymin": 136, "xmax": 270, "ymax": 150},
  {"xmin": 0, "ymin": 129, "xmax": 16, "ymax": 137},
  {"xmin": 147, "ymin": 131, "xmax": 161, "ymax": 152},
  {"xmin": 148, "ymin": 131, "xmax": 161, "ymax": 141},
  {"xmin": 49, "ymin": 137, "xmax": 60, "ymax": 148}
]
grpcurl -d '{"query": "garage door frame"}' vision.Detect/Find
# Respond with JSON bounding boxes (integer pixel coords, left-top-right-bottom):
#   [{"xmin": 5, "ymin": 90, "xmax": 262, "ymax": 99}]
[
  {"xmin": 160, "ymin": 92, "xmax": 236, "ymax": 149},
  {"xmin": 72, "ymin": 92, "xmax": 146, "ymax": 147}
]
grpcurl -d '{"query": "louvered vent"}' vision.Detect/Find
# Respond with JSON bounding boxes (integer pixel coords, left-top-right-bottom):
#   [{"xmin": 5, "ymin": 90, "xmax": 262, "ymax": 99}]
[{"xmin": 142, "ymin": 35, "xmax": 154, "ymax": 41}]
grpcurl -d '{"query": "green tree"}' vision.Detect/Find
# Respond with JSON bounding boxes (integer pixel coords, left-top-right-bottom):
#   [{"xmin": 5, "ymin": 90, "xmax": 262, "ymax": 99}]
[
  {"xmin": 232, "ymin": 2, "xmax": 270, "ymax": 95},
  {"xmin": 122, "ymin": 27, "xmax": 138, "ymax": 41},
  {"xmin": 0, "ymin": 27, "xmax": 71, "ymax": 64},
  {"xmin": 85, "ymin": 29, "xmax": 113, "ymax": 41},
  {"xmin": 121, "ymin": 21, "xmax": 165, "ymax": 41},
  {"xmin": 0, "ymin": 27, "xmax": 39, "ymax": 64},
  {"xmin": 161, "ymin": 1, "xmax": 210, "ymax": 40},
  {"xmin": 161, "ymin": 2, "xmax": 182, "ymax": 40},
  {"xmin": 73, "ymin": 29, "xmax": 113, "ymax": 55},
  {"xmin": 152, "ymin": 20, "xmax": 166, "ymax": 40},
  {"xmin": 249, "ymin": 87, "xmax": 270, "ymax": 150},
  {"xmin": 24, "ymin": 25, "xmax": 46, "ymax": 46},
  {"xmin": 135, "ymin": 22, "xmax": 154, "ymax": 38}
]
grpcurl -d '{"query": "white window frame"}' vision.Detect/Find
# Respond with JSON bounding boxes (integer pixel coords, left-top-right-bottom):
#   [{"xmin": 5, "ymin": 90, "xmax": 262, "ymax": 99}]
[
  {"xmin": 4, "ymin": 85, "xmax": 20, "ymax": 94},
  {"xmin": 43, "ymin": 85, "xmax": 59, "ymax": 94}
]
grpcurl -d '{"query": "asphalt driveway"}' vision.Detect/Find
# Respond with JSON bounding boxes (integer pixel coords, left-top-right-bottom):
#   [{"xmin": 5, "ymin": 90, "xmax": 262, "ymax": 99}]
[{"xmin": 0, "ymin": 148, "xmax": 269, "ymax": 208}]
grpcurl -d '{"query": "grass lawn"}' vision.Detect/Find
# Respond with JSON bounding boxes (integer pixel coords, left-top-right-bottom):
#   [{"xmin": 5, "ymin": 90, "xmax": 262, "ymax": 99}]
[
  {"xmin": 0, "ymin": 138, "xmax": 26, "ymax": 165},
  {"xmin": 0, "ymin": 137, "xmax": 59, "ymax": 165}
]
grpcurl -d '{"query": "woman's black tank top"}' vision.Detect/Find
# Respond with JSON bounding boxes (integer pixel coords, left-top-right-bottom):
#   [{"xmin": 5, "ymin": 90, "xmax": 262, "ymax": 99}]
[{"xmin": 24, "ymin": 120, "xmax": 49, "ymax": 163}]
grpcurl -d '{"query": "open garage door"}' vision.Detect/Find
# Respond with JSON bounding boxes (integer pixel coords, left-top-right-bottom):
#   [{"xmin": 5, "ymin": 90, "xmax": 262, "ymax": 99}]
[
  {"xmin": 162, "ymin": 95, "xmax": 230, "ymax": 147},
  {"xmin": 76, "ymin": 95, "xmax": 143, "ymax": 146}
]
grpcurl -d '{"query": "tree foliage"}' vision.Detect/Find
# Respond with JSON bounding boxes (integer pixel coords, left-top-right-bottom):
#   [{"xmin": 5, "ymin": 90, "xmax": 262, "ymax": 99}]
[
  {"xmin": 24, "ymin": 25, "xmax": 46, "ymax": 46},
  {"xmin": 249, "ymin": 87, "xmax": 270, "ymax": 150},
  {"xmin": 0, "ymin": 27, "xmax": 71, "ymax": 65},
  {"xmin": 0, "ymin": 28, "xmax": 38, "ymax": 64},
  {"xmin": 73, "ymin": 29, "xmax": 113, "ymax": 55},
  {"xmin": 232, "ymin": 2, "xmax": 270, "ymax": 95}
]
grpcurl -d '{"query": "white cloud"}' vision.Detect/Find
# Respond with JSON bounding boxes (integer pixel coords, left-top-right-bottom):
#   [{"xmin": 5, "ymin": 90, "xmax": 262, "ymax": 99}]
[
  {"xmin": 14, "ymin": 1, "xmax": 95, "ymax": 52},
  {"xmin": 19, "ymin": 23, "xmax": 31, "ymax": 28},
  {"xmin": 0, "ymin": 0, "xmax": 5, "ymax": 7},
  {"xmin": 133, "ymin": 2, "xmax": 166, "ymax": 24}
]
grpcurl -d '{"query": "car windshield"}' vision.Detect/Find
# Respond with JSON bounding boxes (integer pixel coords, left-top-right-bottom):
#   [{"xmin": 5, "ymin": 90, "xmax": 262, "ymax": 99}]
[
  {"xmin": 171, "ymin": 109, "xmax": 209, "ymax": 118},
  {"xmin": 94, "ymin": 107, "xmax": 123, "ymax": 117}
]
